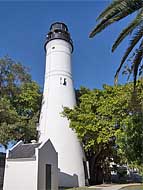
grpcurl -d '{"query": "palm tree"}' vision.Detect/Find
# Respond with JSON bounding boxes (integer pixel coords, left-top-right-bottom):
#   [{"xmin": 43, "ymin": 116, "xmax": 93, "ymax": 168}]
[{"xmin": 89, "ymin": 0, "xmax": 143, "ymax": 86}]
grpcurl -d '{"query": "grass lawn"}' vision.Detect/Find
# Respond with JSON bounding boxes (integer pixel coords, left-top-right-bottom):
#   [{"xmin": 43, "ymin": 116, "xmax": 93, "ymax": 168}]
[{"xmin": 67, "ymin": 187, "xmax": 96, "ymax": 190}]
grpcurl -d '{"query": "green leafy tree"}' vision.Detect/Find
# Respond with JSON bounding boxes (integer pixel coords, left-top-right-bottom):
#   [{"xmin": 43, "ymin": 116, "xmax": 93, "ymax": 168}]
[
  {"xmin": 116, "ymin": 80, "xmax": 143, "ymax": 174},
  {"xmin": 63, "ymin": 82, "xmax": 143, "ymax": 184},
  {"xmin": 0, "ymin": 56, "xmax": 31, "ymax": 97},
  {"xmin": 89, "ymin": 0, "xmax": 143, "ymax": 85},
  {"xmin": 0, "ymin": 56, "xmax": 41, "ymax": 148},
  {"xmin": 64, "ymin": 86, "xmax": 124, "ymax": 184}
]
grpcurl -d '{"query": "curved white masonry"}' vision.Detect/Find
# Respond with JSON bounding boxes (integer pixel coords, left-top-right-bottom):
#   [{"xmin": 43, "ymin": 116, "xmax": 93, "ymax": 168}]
[{"xmin": 38, "ymin": 22, "xmax": 85, "ymax": 187}]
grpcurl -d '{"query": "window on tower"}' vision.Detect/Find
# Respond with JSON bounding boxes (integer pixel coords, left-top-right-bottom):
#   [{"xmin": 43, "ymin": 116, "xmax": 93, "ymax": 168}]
[{"xmin": 60, "ymin": 77, "xmax": 67, "ymax": 86}]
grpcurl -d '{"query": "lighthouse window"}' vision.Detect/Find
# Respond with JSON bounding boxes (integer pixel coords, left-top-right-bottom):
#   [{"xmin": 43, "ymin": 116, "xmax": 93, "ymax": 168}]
[
  {"xmin": 60, "ymin": 77, "xmax": 67, "ymax": 86},
  {"xmin": 63, "ymin": 78, "xmax": 67, "ymax": 85}
]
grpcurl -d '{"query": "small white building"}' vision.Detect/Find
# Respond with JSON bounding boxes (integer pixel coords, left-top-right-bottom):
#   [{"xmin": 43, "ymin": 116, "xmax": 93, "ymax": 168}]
[{"xmin": 3, "ymin": 140, "xmax": 58, "ymax": 190}]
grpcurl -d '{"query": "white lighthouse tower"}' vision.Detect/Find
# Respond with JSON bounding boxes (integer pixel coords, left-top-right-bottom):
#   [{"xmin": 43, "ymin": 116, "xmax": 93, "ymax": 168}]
[{"xmin": 38, "ymin": 22, "xmax": 86, "ymax": 188}]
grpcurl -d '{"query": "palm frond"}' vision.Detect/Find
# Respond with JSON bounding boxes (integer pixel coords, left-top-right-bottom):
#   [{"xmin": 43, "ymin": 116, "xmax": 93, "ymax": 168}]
[
  {"xmin": 89, "ymin": 0, "xmax": 143, "ymax": 38},
  {"xmin": 114, "ymin": 25, "xmax": 143, "ymax": 84},
  {"xmin": 139, "ymin": 64, "xmax": 143, "ymax": 76},
  {"xmin": 133, "ymin": 40, "xmax": 143, "ymax": 86},
  {"xmin": 112, "ymin": 9, "xmax": 143, "ymax": 52},
  {"xmin": 97, "ymin": 0, "xmax": 125, "ymax": 21}
]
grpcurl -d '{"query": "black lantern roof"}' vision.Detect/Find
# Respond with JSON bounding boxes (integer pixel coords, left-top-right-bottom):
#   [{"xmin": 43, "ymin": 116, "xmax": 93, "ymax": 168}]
[{"xmin": 44, "ymin": 22, "xmax": 73, "ymax": 52}]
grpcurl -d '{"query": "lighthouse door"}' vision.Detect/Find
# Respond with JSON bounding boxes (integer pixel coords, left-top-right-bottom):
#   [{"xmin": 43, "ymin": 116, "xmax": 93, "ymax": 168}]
[{"xmin": 46, "ymin": 164, "xmax": 51, "ymax": 190}]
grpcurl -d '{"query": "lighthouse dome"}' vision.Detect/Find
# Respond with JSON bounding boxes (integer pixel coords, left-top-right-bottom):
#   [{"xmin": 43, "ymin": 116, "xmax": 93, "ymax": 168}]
[{"xmin": 44, "ymin": 22, "xmax": 73, "ymax": 52}]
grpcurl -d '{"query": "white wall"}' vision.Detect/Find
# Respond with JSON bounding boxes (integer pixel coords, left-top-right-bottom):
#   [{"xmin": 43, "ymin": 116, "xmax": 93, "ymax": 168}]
[
  {"xmin": 3, "ymin": 159, "xmax": 37, "ymax": 190},
  {"xmin": 37, "ymin": 140, "xmax": 58, "ymax": 190}
]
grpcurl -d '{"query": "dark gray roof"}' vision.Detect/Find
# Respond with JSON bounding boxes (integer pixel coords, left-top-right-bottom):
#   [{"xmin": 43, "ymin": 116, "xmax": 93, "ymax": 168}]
[{"xmin": 8, "ymin": 143, "xmax": 41, "ymax": 159}]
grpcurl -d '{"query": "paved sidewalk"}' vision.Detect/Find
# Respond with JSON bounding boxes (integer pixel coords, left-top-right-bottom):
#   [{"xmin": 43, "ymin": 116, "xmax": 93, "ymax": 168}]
[{"xmin": 89, "ymin": 183, "xmax": 142, "ymax": 190}]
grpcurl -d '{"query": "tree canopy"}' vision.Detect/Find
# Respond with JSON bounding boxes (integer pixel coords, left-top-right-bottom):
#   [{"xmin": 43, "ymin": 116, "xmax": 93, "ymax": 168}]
[
  {"xmin": 0, "ymin": 56, "xmax": 41, "ymax": 148},
  {"xmin": 63, "ymin": 80, "xmax": 143, "ymax": 184}
]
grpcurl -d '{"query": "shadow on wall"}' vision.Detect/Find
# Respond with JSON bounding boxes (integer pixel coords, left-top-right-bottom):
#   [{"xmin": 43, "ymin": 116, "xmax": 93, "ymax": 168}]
[{"xmin": 58, "ymin": 170, "xmax": 79, "ymax": 189}]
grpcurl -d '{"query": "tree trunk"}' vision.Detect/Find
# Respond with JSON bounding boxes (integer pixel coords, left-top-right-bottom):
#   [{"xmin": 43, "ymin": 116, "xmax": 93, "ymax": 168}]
[{"xmin": 87, "ymin": 154, "xmax": 104, "ymax": 185}]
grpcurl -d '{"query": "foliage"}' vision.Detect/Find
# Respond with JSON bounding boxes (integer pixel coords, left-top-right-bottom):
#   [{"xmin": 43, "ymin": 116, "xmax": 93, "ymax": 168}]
[
  {"xmin": 63, "ymin": 81, "xmax": 143, "ymax": 184},
  {"xmin": 116, "ymin": 80, "xmax": 143, "ymax": 167},
  {"xmin": 0, "ymin": 56, "xmax": 31, "ymax": 96},
  {"xmin": 0, "ymin": 56, "xmax": 41, "ymax": 148},
  {"xmin": 89, "ymin": 0, "xmax": 143, "ymax": 85}
]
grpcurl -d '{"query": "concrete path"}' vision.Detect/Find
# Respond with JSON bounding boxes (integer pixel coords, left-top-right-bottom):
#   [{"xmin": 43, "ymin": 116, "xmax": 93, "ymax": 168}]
[{"xmin": 89, "ymin": 183, "xmax": 142, "ymax": 190}]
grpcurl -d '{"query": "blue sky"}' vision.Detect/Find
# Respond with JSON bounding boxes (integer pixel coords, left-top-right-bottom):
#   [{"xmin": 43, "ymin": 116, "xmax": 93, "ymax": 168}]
[{"xmin": 0, "ymin": 1, "xmax": 134, "ymax": 89}]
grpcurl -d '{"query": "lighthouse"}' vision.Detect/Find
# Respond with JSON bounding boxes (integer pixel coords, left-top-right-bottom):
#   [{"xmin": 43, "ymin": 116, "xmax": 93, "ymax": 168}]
[{"xmin": 38, "ymin": 22, "xmax": 86, "ymax": 188}]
